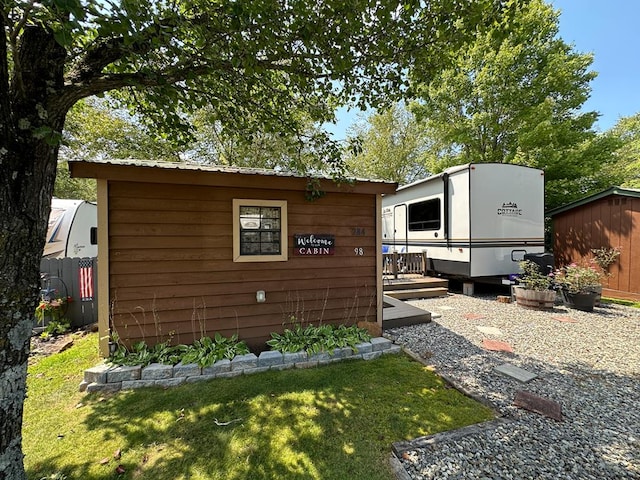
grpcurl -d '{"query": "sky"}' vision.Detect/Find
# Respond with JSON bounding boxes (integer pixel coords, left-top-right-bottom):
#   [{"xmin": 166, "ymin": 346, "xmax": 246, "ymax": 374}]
[{"xmin": 326, "ymin": 0, "xmax": 640, "ymax": 140}]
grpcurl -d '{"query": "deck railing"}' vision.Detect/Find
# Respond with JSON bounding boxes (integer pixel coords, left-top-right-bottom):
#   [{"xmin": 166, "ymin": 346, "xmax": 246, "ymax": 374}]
[{"xmin": 383, "ymin": 251, "xmax": 428, "ymax": 278}]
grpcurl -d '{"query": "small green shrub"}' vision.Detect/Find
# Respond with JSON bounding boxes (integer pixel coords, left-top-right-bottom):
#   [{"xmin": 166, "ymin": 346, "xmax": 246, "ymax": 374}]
[
  {"xmin": 266, "ymin": 323, "xmax": 371, "ymax": 355},
  {"xmin": 39, "ymin": 319, "xmax": 71, "ymax": 340},
  {"xmin": 181, "ymin": 333, "xmax": 250, "ymax": 367},
  {"xmin": 107, "ymin": 333, "xmax": 249, "ymax": 367}
]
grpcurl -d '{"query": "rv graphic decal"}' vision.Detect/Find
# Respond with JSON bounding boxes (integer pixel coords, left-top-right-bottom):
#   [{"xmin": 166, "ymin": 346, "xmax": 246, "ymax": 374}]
[{"xmin": 497, "ymin": 202, "xmax": 522, "ymax": 216}]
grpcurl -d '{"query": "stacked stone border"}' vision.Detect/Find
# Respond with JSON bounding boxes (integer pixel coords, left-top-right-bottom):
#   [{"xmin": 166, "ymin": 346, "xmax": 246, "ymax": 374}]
[{"xmin": 80, "ymin": 337, "xmax": 401, "ymax": 393}]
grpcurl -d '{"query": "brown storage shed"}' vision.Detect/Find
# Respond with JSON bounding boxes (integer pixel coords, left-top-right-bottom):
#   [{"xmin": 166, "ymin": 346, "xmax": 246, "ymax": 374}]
[
  {"xmin": 69, "ymin": 159, "xmax": 396, "ymax": 356},
  {"xmin": 548, "ymin": 186, "xmax": 640, "ymax": 301}
]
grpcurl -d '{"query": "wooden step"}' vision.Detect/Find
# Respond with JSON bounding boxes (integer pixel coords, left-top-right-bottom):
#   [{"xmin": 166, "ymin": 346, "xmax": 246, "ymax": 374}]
[
  {"xmin": 384, "ymin": 287, "xmax": 449, "ymax": 300},
  {"xmin": 382, "ymin": 295, "xmax": 432, "ymax": 329},
  {"xmin": 383, "ymin": 277, "xmax": 448, "ymax": 291}
]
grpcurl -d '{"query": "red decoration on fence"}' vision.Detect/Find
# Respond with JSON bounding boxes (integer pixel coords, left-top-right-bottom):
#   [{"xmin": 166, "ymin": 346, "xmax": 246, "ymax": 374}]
[{"xmin": 79, "ymin": 259, "xmax": 94, "ymax": 301}]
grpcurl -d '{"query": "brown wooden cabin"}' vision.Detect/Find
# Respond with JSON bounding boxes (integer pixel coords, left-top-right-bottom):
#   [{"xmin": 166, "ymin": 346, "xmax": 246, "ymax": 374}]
[
  {"xmin": 548, "ymin": 186, "xmax": 640, "ymax": 301},
  {"xmin": 69, "ymin": 159, "xmax": 396, "ymax": 356}
]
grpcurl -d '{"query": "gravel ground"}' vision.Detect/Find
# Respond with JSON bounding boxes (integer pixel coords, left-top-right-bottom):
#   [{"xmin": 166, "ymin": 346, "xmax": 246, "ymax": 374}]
[{"xmin": 385, "ymin": 293, "xmax": 640, "ymax": 480}]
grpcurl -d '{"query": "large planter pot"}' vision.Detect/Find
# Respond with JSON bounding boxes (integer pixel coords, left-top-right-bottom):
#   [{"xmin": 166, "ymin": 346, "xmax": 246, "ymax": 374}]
[
  {"xmin": 514, "ymin": 287, "xmax": 556, "ymax": 310},
  {"xmin": 561, "ymin": 290, "xmax": 598, "ymax": 312}
]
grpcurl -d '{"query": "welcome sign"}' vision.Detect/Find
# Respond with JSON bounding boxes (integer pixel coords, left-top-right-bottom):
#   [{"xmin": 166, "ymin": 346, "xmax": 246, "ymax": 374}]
[{"xmin": 294, "ymin": 234, "xmax": 335, "ymax": 255}]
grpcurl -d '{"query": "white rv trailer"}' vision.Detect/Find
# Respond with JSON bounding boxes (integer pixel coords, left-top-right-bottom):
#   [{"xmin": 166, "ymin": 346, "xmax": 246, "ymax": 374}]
[
  {"xmin": 44, "ymin": 199, "xmax": 98, "ymax": 258},
  {"xmin": 382, "ymin": 163, "xmax": 545, "ymax": 279}
]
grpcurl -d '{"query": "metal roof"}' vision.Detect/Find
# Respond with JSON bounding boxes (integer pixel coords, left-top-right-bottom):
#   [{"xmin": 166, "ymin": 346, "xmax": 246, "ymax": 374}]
[
  {"xmin": 547, "ymin": 186, "xmax": 640, "ymax": 217},
  {"xmin": 68, "ymin": 158, "xmax": 394, "ymax": 185}
]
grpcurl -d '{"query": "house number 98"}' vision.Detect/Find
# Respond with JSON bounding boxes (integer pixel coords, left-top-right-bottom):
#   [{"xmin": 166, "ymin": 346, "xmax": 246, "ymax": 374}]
[{"xmin": 354, "ymin": 248, "xmax": 364, "ymax": 256}]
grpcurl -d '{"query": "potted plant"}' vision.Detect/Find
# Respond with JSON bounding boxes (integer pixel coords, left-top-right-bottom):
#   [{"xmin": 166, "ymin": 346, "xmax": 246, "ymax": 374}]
[
  {"xmin": 553, "ymin": 263, "xmax": 602, "ymax": 312},
  {"xmin": 590, "ymin": 247, "xmax": 621, "ymax": 303},
  {"xmin": 34, "ymin": 296, "xmax": 72, "ymax": 339},
  {"xmin": 514, "ymin": 260, "xmax": 556, "ymax": 310}
]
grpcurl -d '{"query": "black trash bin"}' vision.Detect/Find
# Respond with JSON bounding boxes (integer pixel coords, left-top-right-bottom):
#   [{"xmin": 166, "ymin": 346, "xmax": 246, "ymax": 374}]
[{"xmin": 524, "ymin": 252, "xmax": 554, "ymax": 275}]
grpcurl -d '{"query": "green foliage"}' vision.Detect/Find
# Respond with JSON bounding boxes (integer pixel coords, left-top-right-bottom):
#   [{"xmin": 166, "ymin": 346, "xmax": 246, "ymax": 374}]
[
  {"xmin": 108, "ymin": 333, "xmax": 249, "ymax": 368},
  {"xmin": 35, "ymin": 296, "xmax": 72, "ymax": 340},
  {"xmin": 345, "ymin": 103, "xmax": 430, "ymax": 184},
  {"xmin": 181, "ymin": 333, "xmax": 250, "ymax": 367},
  {"xmin": 39, "ymin": 320, "xmax": 71, "ymax": 341},
  {"xmin": 606, "ymin": 113, "xmax": 640, "ymax": 188},
  {"xmin": 554, "ymin": 263, "xmax": 602, "ymax": 294},
  {"xmin": 10, "ymin": 0, "xmax": 509, "ymax": 168},
  {"xmin": 409, "ymin": 0, "xmax": 614, "ymax": 209},
  {"xmin": 517, "ymin": 260, "xmax": 554, "ymax": 291},
  {"xmin": 53, "ymin": 161, "xmax": 97, "ymax": 201},
  {"xmin": 266, "ymin": 323, "xmax": 371, "ymax": 355},
  {"xmin": 61, "ymin": 98, "xmax": 181, "ymax": 162}
]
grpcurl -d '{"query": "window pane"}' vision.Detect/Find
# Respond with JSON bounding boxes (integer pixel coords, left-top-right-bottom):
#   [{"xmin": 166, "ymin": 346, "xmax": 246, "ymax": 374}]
[
  {"xmin": 240, "ymin": 206, "xmax": 261, "ymax": 216},
  {"xmin": 238, "ymin": 204, "xmax": 283, "ymax": 256},
  {"xmin": 241, "ymin": 242, "xmax": 260, "ymax": 255},
  {"xmin": 262, "ymin": 207, "xmax": 280, "ymax": 218},
  {"xmin": 261, "ymin": 219, "xmax": 280, "ymax": 230},
  {"xmin": 408, "ymin": 199, "xmax": 441, "ymax": 231}
]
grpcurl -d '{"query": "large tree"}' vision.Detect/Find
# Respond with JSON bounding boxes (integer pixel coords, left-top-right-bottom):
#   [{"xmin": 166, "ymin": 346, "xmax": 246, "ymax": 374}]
[
  {"xmin": 607, "ymin": 113, "xmax": 640, "ymax": 189},
  {"xmin": 0, "ymin": 1, "xmax": 508, "ymax": 477},
  {"xmin": 410, "ymin": 0, "xmax": 610, "ymax": 202},
  {"xmin": 61, "ymin": 98, "xmax": 181, "ymax": 162},
  {"xmin": 345, "ymin": 103, "xmax": 430, "ymax": 184}
]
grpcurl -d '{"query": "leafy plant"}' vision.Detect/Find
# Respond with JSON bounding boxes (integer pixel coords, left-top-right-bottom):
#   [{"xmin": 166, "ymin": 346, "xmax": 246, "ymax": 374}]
[
  {"xmin": 517, "ymin": 260, "xmax": 554, "ymax": 291},
  {"xmin": 266, "ymin": 323, "xmax": 371, "ymax": 355},
  {"xmin": 181, "ymin": 333, "xmax": 250, "ymax": 367},
  {"xmin": 107, "ymin": 333, "xmax": 249, "ymax": 368},
  {"xmin": 39, "ymin": 320, "xmax": 71, "ymax": 340},
  {"xmin": 554, "ymin": 263, "xmax": 602, "ymax": 294},
  {"xmin": 591, "ymin": 246, "xmax": 621, "ymax": 272},
  {"xmin": 35, "ymin": 295, "xmax": 72, "ymax": 340},
  {"xmin": 35, "ymin": 296, "xmax": 71, "ymax": 323}
]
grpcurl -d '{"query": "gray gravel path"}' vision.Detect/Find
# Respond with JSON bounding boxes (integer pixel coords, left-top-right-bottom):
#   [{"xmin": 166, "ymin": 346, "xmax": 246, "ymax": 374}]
[{"xmin": 385, "ymin": 293, "xmax": 640, "ymax": 480}]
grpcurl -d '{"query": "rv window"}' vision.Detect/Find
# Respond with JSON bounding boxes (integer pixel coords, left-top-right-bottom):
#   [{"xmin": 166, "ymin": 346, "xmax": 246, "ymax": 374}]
[
  {"xmin": 408, "ymin": 199, "xmax": 441, "ymax": 231},
  {"xmin": 90, "ymin": 227, "xmax": 98, "ymax": 245},
  {"xmin": 233, "ymin": 199, "xmax": 288, "ymax": 262}
]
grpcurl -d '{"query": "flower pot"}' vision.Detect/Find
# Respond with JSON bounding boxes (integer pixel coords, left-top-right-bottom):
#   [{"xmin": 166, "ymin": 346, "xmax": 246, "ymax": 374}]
[
  {"xmin": 561, "ymin": 290, "xmax": 598, "ymax": 312},
  {"xmin": 514, "ymin": 287, "xmax": 556, "ymax": 310}
]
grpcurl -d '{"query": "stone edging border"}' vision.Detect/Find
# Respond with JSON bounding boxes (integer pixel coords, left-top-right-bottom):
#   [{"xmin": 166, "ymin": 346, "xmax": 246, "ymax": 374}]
[{"xmin": 80, "ymin": 337, "xmax": 402, "ymax": 393}]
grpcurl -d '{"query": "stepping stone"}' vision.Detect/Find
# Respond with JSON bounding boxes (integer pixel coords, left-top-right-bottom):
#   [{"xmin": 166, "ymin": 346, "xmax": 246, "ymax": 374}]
[
  {"xmin": 482, "ymin": 339, "xmax": 514, "ymax": 353},
  {"xmin": 464, "ymin": 313, "xmax": 485, "ymax": 320},
  {"xmin": 477, "ymin": 326, "xmax": 503, "ymax": 336},
  {"xmin": 513, "ymin": 390, "xmax": 563, "ymax": 421},
  {"xmin": 552, "ymin": 316, "xmax": 578, "ymax": 323},
  {"xmin": 494, "ymin": 363, "xmax": 537, "ymax": 383}
]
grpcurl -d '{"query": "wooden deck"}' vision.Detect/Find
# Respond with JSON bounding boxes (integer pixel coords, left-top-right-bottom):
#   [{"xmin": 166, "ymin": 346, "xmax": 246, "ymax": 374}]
[
  {"xmin": 383, "ymin": 274, "xmax": 449, "ymax": 300},
  {"xmin": 382, "ymin": 295, "xmax": 432, "ymax": 329}
]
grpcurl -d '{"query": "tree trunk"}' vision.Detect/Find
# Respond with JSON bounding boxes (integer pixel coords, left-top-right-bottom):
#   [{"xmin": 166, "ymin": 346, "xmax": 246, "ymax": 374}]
[{"xmin": 0, "ymin": 26, "xmax": 67, "ymax": 479}]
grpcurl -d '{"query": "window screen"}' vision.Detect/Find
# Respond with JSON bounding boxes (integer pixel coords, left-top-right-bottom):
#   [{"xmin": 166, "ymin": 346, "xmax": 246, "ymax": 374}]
[{"xmin": 408, "ymin": 199, "xmax": 441, "ymax": 231}]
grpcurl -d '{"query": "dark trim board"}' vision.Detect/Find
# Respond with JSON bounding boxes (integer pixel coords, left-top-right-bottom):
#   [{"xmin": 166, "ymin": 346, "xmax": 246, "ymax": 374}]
[{"xmin": 428, "ymin": 258, "xmax": 470, "ymax": 277}]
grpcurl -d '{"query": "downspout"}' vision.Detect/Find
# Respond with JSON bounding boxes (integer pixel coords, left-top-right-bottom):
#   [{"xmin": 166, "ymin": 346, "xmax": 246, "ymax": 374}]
[{"xmin": 442, "ymin": 172, "xmax": 450, "ymax": 247}]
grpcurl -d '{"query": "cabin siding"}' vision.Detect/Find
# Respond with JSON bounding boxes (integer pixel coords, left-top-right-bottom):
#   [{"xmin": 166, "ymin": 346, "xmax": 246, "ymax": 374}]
[
  {"xmin": 552, "ymin": 195, "xmax": 640, "ymax": 301},
  {"xmin": 108, "ymin": 181, "xmax": 379, "ymax": 350}
]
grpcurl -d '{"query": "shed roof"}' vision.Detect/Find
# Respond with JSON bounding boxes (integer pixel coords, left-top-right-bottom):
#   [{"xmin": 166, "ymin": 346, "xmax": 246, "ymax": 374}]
[
  {"xmin": 547, "ymin": 186, "xmax": 640, "ymax": 217},
  {"xmin": 69, "ymin": 159, "xmax": 397, "ymax": 195}
]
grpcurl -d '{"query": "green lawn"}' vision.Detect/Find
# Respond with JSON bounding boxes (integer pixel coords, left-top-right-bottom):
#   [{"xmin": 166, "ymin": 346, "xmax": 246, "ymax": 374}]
[{"xmin": 24, "ymin": 333, "xmax": 493, "ymax": 480}]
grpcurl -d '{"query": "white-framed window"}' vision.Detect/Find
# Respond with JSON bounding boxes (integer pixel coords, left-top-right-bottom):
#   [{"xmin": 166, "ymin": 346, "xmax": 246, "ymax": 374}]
[{"xmin": 232, "ymin": 199, "xmax": 288, "ymax": 262}]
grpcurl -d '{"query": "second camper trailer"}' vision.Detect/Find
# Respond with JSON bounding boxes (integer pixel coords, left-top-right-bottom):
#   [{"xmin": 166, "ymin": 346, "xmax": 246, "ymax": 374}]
[
  {"xmin": 382, "ymin": 163, "xmax": 545, "ymax": 280},
  {"xmin": 44, "ymin": 199, "xmax": 98, "ymax": 259}
]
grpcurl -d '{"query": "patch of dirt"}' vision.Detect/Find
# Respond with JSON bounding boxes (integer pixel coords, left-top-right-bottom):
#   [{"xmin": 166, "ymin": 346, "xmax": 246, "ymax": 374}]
[{"xmin": 29, "ymin": 323, "xmax": 97, "ymax": 363}]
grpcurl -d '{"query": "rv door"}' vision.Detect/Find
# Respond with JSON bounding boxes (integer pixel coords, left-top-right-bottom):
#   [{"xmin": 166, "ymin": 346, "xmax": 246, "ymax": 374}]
[{"xmin": 393, "ymin": 204, "xmax": 408, "ymax": 253}]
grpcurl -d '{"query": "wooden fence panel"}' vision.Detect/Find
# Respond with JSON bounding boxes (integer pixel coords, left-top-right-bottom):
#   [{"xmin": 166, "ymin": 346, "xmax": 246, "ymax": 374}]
[{"xmin": 39, "ymin": 257, "xmax": 98, "ymax": 327}]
